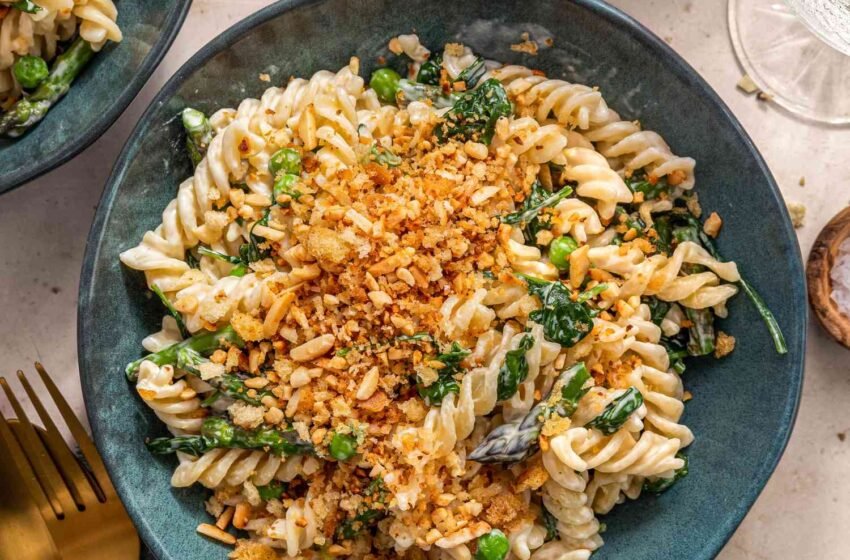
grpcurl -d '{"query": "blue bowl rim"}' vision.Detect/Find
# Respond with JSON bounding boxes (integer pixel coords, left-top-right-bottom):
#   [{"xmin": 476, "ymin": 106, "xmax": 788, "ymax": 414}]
[
  {"xmin": 0, "ymin": 0, "xmax": 193, "ymax": 195},
  {"xmin": 78, "ymin": 1, "xmax": 807, "ymax": 558}
]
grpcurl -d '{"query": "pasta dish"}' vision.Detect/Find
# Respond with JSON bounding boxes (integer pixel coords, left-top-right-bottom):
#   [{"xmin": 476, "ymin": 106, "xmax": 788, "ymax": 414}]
[
  {"xmin": 0, "ymin": 0, "xmax": 121, "ymax": 136},
  {"xmin": 120, "ymin": 36, "xmax": 785, "ymax": 560}
]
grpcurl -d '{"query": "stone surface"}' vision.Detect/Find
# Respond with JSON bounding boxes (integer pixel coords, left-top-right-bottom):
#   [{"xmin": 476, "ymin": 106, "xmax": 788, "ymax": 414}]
[{"xmin": 0, "ymin": 1, "xmax": 846, "ymax": 559}]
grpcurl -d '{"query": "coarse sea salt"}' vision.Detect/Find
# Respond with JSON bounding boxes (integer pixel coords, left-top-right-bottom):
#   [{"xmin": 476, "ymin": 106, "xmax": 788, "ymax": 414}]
[{"xmin": 830, "ymin": 236, "xmax": 850, "ymax": 318}]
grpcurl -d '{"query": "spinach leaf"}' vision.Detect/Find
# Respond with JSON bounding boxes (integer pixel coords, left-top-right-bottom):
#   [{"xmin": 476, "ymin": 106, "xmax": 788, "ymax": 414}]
[
  {"xmin": 256, "ymin": 480, "xmax": 287, "ymax": 501},
  {"xmin": 645, "ymin": 297, "xmax": 671, "ymax": 326},
  {"xmin": 436, "ymin": 79, "xmax": 511, "ymax": 145},
  {"xmin": 643, "ymin": 452, "xmax": 689, "ymax": 494},
  {"xmin": 185, "ymin": 249, "xmax": 200, "ymax": 269},
  {"xmin": 684, "ymin": 307, "xmax": 715, "ymax": 356},
  {"xmin": 416, "ymin": 54, "xmax": 442, "ymax": 85},
  {"xmin": 197, "ymin": 246, "xmax": 248, "ymax": 277},
  {"xmin": 455, "ymin": 57, "xmax": 486, "ymax": 89},
  {"xmin": 150, "ymin": 284, "xmax": 189, "ymax": 338},
  {"xmin": 397, "ymin": 79, "xmax": 458, "ymax": 108},
  {"xmin": 520, "ymin": 275, "xmax": 595, "ymax": 348},
  {"xmin": 626, "ymin": 170, "xmax": 670, "ymax": 200},
  {"xmin": 585, "ymin": 387, "xmax": 644, "ymax": 435},
  {"xmin": 545, "ymin": 362, "xmax": 591, "ymax": 419},
  {"xmin": 417, "ymin": 342, "xmax": 470, "ymax": 406},
  {"xmin": 240, "ymin": 208, "xmax": 271, "ymax": 263},
  {"xmin": 12, "ymin": 0, "xmax": 42, "ymax": 13},
  {"xmin": 497, "ymin": 334, "xmax": 534, "ymax": 401},
  {"xmin": 541, "ymin": 505, "xmax": 559, "ymax": 542},
  {"xmin": 652, "ymin": 215, "xmax": 672, "ymax": 254},
  {"xmin": 502, "ymin": 182, "xmax": 573, "ymax": 246}
]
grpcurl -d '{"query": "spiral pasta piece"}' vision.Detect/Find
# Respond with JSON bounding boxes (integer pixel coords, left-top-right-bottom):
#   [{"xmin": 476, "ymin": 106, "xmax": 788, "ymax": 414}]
[
  {"xmin": 135, "ymin": 361, "xmax": 204, "ymax": 433},
  {"xmin": 171, "ymin": 449, "xmax": 320, "ymax": 489},
  {"xmin": 562, "ymin": 147, "xmax": 633, "ymax": 220},
  {"xmin": 72, "ymin": 0, "xmax": 121, "ymax": 50},
  {"xmin": 488, "ymin": 66, "xmax": 612, "ymax": 130},
  {"xmin": 585, "ymin": 110, "xmax": 696, "ymax": 188}
]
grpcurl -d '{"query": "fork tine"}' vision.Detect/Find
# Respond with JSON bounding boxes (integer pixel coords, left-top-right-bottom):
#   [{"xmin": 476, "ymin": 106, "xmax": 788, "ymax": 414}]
[
  {"xmin": 0, "ymin": 376, "xmax": 77, "ymax": 519},
  {"xmin": 18, "ymin": 369, "xmax": 100, "ymax": 507},
  {"xmin": 0, "ymin": 407, "xmax": 54, "ymax": 518},
  {"xmin": 34, "ymin": 362, "xmax": 116, "ymax": 500}
]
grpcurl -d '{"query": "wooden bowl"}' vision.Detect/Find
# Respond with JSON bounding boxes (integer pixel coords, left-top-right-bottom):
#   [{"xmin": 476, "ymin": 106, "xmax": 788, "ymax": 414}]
[{"xmin": 807, "ymin": 206, "xmax": 850, "ymax": 348}]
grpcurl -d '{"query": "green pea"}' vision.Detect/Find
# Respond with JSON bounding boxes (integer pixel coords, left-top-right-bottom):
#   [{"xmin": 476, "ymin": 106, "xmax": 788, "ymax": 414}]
[
  {"xmin": 370, "ymin": 68, "xmax": 401, "ymax": 104},
  {"xmin": 475, "ymin": 529, "xmax": 509, "ymax": 560},
  {"xmin": 13, "ymin": 55, "xmax": 48, "ymax": 89},
  {"xmin": 549, "ymin": 236, "xmax": 579, "ymax": 270},
  {"xmin": 268, "ymin": 148, "xmax": 301, "ymax": 176},
  {"xmin": 273, "ymin": 173, "xmax": 301, "ymax": 201},
  {"xmin": 329, "ymin": 432, "xmax": 357, "ymax": 461}
]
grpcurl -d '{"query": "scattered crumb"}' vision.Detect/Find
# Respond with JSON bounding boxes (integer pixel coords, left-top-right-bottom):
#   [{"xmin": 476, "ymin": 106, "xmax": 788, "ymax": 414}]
[
  {"xmin": 737, "ymin": 74, "xmax": 759, "ymax": 94},
  {"xmin": 682, "ymin": 390, "xmax": 693, "ymax": 402},
  {"xmin": 756, "ymin": 91, "xmax": 774, "ymax": 102},
  {"xmin": 839, "ymin": 432, "xmax": 846, "ymax": 442},
  {"xmin": 786, "ymin": 201, "xmax": 806, "ymax": 228},
  {"xmin": 664, "ymin": 36, "xmax": 673, "ymax": 44},
  {"xmin": 50, "ymin": 286, "xmax": 60, "ymax": 294},
  {"xmin": 714, "ymin": 332, "xmax": 736, "ymax": 358},
  {"xmin": 543, "ymin": 37, "xmax": 554, "ymax": 47},
  {"xmin": 510, "ymin": 33, "xmax": 539, "ymax": 55},
  {"xmin": 258, "ymin": 73, "xmax": 270, "ymax": 83},
  {"xmin": 798, "ymin": 176, "xmax": 806, "ymax": 187},
  {"xmin": 703, "ymin": 212, "xmax": 722, "ymax": 238}
]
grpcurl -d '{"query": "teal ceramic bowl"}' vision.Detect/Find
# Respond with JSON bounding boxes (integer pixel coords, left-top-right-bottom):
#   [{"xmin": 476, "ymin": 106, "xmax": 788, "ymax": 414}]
[
  {"xmin": 79, "ymin": 1, "xmax": 806, "ymax": 558},
  {"xmin": 0, "ymin": 0, "xmax": 192, "ymax": 194}
]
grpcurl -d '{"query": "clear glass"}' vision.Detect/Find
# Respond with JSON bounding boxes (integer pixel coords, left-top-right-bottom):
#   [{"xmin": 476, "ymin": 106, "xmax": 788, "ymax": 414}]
[{"xmin": 728, "ymin": 0, "xmax": 850, "ymax": 123}]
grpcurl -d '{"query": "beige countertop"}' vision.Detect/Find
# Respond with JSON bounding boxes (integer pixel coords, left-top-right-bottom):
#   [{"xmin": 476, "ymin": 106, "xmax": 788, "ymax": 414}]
[{"xmin": 1, "ymin": 1, "xmax": 847, "ymax": 558}]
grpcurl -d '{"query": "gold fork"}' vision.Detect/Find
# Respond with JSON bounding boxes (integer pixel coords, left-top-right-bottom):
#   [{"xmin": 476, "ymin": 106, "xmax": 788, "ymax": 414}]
[{"xmin": 0, "ymin": 363, "xmax": 140, "ymax": 560}]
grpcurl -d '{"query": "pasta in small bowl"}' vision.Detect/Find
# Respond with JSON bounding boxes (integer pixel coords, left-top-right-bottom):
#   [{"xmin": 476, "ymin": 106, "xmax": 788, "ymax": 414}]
[
  {"xmin": 78, "ymin": 1, "xmax": 806, "ymax": 560},
  {"xmin": 0, "ymin": 0, "xmax": 191, "ymax": 193}
]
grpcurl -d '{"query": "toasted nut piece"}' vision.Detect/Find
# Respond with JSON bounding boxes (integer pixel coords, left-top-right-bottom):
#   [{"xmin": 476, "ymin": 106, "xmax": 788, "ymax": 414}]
[
  {"xmin": 216, "ymin": 506, "xmax": 235, "ymax": 530},
  {"xmin": 197, "ymin": 523, "xmax": 236, "ymax": 544},
  {"xmin": 291, "ymin": 334, "xmax": 335, "ymax": 361}
]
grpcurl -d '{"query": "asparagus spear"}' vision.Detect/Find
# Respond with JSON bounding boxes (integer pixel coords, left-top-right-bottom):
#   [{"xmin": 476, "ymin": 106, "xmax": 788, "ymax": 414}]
[
  {"xmin": 181, "ymin": 108, "xmax": 213, "ymax": 167},
  {"xmin": 146, "ymin": 416, "xmax": 313, "ymax": 457},
  {"xmin": 125, "ymin": 324, "xmax": 244, "ymax": 381},
  {"xmin": 0, "ymin": 37, "xmax": 94, "ymax": 137},
  {"xmin": 468, "ymin": 363, "xmax": 590, "ymax": 463},
  {"xmin": 176, "ymin": 348, "xmax": 273, "ymax": 407}
]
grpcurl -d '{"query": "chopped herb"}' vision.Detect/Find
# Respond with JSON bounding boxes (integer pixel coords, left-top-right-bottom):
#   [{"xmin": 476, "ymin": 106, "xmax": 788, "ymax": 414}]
[{"xmin": 336, "ymin": 509, "xmax": 384, "ymax": 539}]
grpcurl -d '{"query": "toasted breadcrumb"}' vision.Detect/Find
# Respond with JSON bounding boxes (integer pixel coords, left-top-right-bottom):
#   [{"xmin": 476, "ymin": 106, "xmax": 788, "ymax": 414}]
[{"xmin": 714, "ymin": 331, "xmax": 736, "ymax": 358}]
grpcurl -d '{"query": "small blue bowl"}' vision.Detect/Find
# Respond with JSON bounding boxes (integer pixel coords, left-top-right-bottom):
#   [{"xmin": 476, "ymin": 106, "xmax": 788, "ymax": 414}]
[
  {"xmin": 79, "ymin": 1, "xmax": 806, "ymax": 558},
  {"xmin": 0, "ymin": 0, "xmax": 192, "ymax": 195}
]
